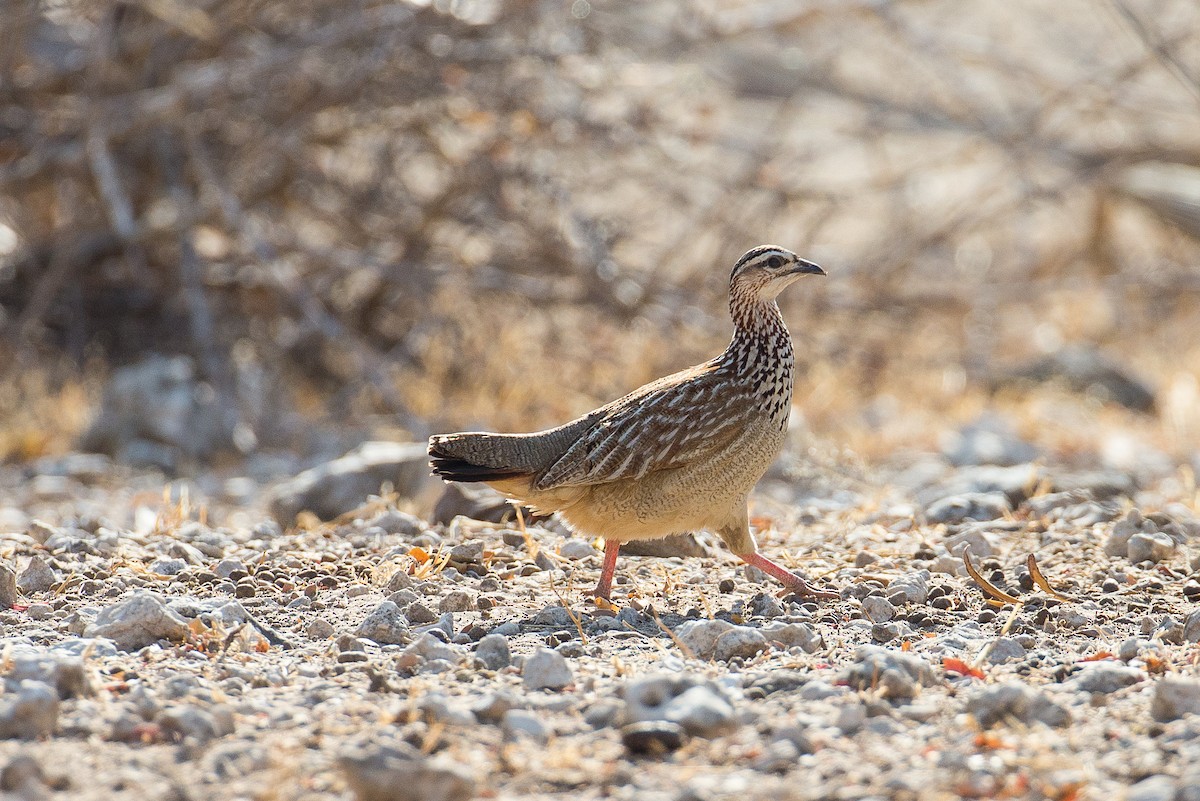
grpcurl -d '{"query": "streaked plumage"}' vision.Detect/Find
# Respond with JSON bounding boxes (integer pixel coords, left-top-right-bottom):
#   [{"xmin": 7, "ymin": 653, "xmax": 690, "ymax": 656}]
[{"xmin": 429, "ymin": 245, "xmax": 836, "ymax": 600}]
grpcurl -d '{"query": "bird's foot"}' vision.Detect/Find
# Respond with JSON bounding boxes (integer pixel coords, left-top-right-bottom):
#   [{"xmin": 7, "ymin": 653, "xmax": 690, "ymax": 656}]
[
  {"xmin": 779, "ymin": 578, "xmax": 840, "ymax": 601},
  {"xmin": 737, "ymin": 551, "xmax": 839, "ymax": 602}
]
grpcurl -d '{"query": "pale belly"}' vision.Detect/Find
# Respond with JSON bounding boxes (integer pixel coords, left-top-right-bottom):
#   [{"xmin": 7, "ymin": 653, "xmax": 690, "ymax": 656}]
[{"xmin": 550, "ymin": 421, "xmax": 787, "ymax": 542}]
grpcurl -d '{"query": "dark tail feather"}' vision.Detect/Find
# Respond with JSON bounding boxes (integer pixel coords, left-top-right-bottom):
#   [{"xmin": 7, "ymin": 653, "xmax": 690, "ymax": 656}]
[{"xmin": 428, "ymin": 435, "xmax": 530, "ymax": 483}]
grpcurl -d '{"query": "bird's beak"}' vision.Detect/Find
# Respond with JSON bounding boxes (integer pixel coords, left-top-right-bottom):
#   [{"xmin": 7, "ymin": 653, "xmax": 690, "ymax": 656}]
[{"xmin": 789, "ymin": 258, "xmax": 825, "ymax": 276}]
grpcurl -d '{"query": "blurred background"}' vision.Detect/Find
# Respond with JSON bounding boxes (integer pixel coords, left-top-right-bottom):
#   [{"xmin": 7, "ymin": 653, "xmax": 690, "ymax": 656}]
[{"xmin": 2, "ymin": 0, "xmax": 1200, "ymax": 485}]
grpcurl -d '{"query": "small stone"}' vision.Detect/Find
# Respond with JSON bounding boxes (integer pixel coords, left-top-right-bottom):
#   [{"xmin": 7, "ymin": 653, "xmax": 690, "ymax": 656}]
[
  {"xmin": 748, "ymin": 592, "xmax": 784, "ymax": 618},
  {"xmin": 403, "ymin": 602, "xmax": 437, "ymax": 625},
  {"xmin": 156, "ymin": 704, "xmax": 234, "ymax": 743},
  {"xmin": 339, "ymin": 741, "xmax": 474, "ymax": 801},
  {"xmin": 438, "ymin": 591, "xmax": 474, "ymax": 613},
  {"xmin": 0, "ymin": 681, "xmax": 58, "ymax": 739},
  {"xmin": 25, "ymin": 603, "xmax": 53, "ymax": 621},
  {"xmin": 475, "ymin": 634, "xmax": 511, "ymax": 670},
  {"xmin": 1126, "ymin": 532, "xmax": 1176, "ymax": 564},
  {"xmin": 385, "ymin": 570, "xmax": 414, "ymax": 592},
  {"xmin": 925, "ymin": 492, "xmax": 1011, "ymax": 524},
  {"xmin": 1118, "ymin": 636, "xmax": 1145, "ymax": 661},
  {"xmin": 621, "ymin": 721, "xmax": 686, "ymax": 755},
  {"xmin": 559, "ymin": 539, "xmax": 595, "ymax": 560},
  {"xmin": 214, "ymin": 559, "xmax": 246, "ymax": 579},
  {"xmin": 501, "ymin": 709, "xmax": 548, "ymax": 743},
  {"xmin": 306, "ymin": 618, "xmax": 335, "ymax": 640},
  {"xmin": 16, "ymin": 556, "xmax": 58, "ymax": 594},
  {"xmin": 861, "ymin": 595, "xmax": 895, "ymax": 623},
  {"xmin": 623, "ymin": 675, "xmax": 736, "ymax": 737},
  {"xmin": 841, "ymin": 646, "xmax": 936, "ymax": 701},
  {"xmin": 0, "ymin": 564, "xmax": 15, "ymax": 608},
  {"xmin": 761, "ymin": 622, "xmax": 823, "ymax": 653},
  {"xmin": 986, "ymin": 638, "xmax": 1026, "ymax": 665},
  {"xmin": 532, "ymin": 605, "xmax": 577, "ymax": 629},
  {"xmin": 714, "ymin": 626, "xmax": 769, "ymax": 662},
  {"xmin": 888, "ymin": 571, "xmax": 931, "ymax": 604},
  {"xmin": 522, "ymin": 647, "xmax": 572, "ymax": 691},
  {"xmin": 148, "ymin": 557, "xmax": 188, "ymax": 576},
  {"xmin": 0, "ymin": 754, "xmax": 45, "ymax": 793},
  {"xmin": 1067, "ymin": 664, "xmax": 1143, "ymax": 694},
  {"xmin": 84, "ymin": 592, "xmax": 190, "ymax": 650},
  {"xmin": 675, "ymin": 619, "xmax": 735, "ymax": 660},
  {"xmin": 398, "ymin": 633, "xmax": 463, "ymax": 668},
  {"xmin": 1106, "ymin": 509, "xmax": 1146, "ymax": 558},
  {"xmin": 966, "ymin": 683, "xmax": 1069, "ymax": 728},
  {"xmin": 355, "ymin": 601, "xmax": 411, "ymax": 645},
  {"xmin": 1151, "ymin": 677, "xmax": 1200, "ymax": 722},
  {"xmin": 1127, "ymin": 776, "xmax": 1177, "ymax": 801},
  {"xmin": 1184, "ymin": 610, "xmax": 1200, "ymax": 643}
]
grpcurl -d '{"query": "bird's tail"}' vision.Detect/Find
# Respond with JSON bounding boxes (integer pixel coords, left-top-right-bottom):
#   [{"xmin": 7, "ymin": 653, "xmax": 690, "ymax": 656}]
[{"xmin": 427, "ymin": 432, "xmax": 536, "ymax": 483}]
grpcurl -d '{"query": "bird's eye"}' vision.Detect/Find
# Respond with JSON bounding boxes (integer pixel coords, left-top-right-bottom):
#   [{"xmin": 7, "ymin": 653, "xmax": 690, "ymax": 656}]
[{"xmin": 765, "ymin": 256, "xmax": 784, "ymax": 269}]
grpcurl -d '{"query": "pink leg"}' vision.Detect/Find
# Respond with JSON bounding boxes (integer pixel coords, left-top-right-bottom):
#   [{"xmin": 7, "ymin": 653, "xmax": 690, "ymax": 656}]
[
  {"xmin": 593, "ymin": 539, "xmax": 621, "ymax": 600},
  {"xmin": 737, "ymin": 552, "xmax": 839, "ymax": 600}
]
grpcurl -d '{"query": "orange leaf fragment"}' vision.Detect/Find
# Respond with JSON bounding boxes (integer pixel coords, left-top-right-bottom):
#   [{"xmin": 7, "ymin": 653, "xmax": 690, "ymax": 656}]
[
  {"xmin": 943, "ymin": 657, "xmax": 985, "ymax": 679},
  {"xmin": 1080, "ymin": 651, "xmax": 1115, "ymax": 662},
  {"xmin": 410, "ymin": 546, "xmax": 430, "ymax": 563}
]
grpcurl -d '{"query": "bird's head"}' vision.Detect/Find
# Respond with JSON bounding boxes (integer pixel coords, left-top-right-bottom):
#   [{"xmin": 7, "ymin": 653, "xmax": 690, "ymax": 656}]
[{"xmin": 729, "ymin": 245, "xmax": 825, "ymax": 302}]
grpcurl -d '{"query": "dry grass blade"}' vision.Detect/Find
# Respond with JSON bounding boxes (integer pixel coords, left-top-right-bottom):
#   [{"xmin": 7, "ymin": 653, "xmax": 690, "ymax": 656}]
[
  {"xmin": 1026, "ymin": 554, "xmax": 1076, "ymax": 602},
  {"xmin": 961, "ymin": 548, "xmax": 1023, "ymax": 605}
]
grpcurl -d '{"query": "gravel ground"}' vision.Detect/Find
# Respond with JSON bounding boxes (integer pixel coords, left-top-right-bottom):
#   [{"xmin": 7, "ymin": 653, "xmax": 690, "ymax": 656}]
[{"xmin": 1, "ymin": 448, "xmax": 1199, "ymax": 801}]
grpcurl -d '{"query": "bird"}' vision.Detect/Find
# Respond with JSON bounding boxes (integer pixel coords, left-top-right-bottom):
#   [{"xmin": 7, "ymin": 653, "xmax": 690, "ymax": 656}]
[{"xmin": 428, "ymin": 245, "xmax": 837, "ymax": 601}]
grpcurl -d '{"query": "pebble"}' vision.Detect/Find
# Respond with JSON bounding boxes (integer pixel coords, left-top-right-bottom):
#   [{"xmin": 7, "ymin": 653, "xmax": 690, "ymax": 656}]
[
  {"xmin": 0, "ymin": 564, "xmax": 15, "ymax": 608},
  {"xmin": 355, "ymin": 601, "xmax": 411, "ymax": 645},
  {"xmin": 1151, "ymin": 677, "xmax": 1200, "ymax": 722},
  {"xmin": 621, "ymin": 720, "xmax": 686, "ymax": 754},
  {"xmin": 475, "ymin": 634, "xmax": 511, "ymax": 670},
  {"xmin": 1067, "ymin": 664, "xmax": 1143, "ymax": 694},
  {"xmin": 925, "ymin": 491, "xmax": 1011, "ymax": 524},
  {"xmin": 157, "ymin": 704, "xmax": 235, "ymax": 743},
  {"xmin": 761, "ymin": 622, "xmax": 823, "ymax": 653},
  {"xmin": 522, "ymin": 647, "xmax": 573, "ymax": 690},
  {"xmin": 438, "ymin": 591, "xmax": 474, "ymax": 613},
  {"xmin": 1127, "ymin": 775, "xmax": 1177, "ymax": 801},
  {"xmin": 501, "ymin": 709, "xmax": 549, "ymax": 743},
  {"xmin": 148, "ymin": 557, "xmax": 188, "ymax": 576},
  {"xmin": 888, "ymin": 571, "xmax": 931, "ymax": 604},
  {"xmin": 532, "ymin": 605, "xmax": 578, "ymax": 629},
  {"xmin": 623, "ymin": 675, "xmax": 736, "ymax": 737},
  {"xmin": 559, "ymin": 539, "xmax": 595, "ymax": 559},
  {"xmin": 6, "ymin": 653, "xmax": 91, "ymax": 699},
  {"xmin": 1105, "ymin": 509, "xmax": 1148, "ymax": 558},
  {"xmin": 840, "ymin": 646, "xmax": 935, "ymax": 701},
  {"xmin": 84, "ymin": 591, "xmax": 191, "ymax": 650},
  {"xmin": 339, "ymin": 740, "xmax": 475, "ymax": 801},
  {"xmin": 16, "ymin": 556, "xmax": 58, "ymax": 594},
  {"xmin": 713, "ymin": 626, "xmax": 768, "ymax": 662},
  {"xmin": 307, "ymin": 618, "xmax": 336, "ymax": 640},
  {"xmin": 676, "ymin": 619, "xmax": 741, "ymax": 660},
  {"xmin": 0, "ymin": 680, "xmax": 58, "ymax": 739},
  {"xmin": 1184, "ymin": 610, "xmax": 1200, "ymax": 643},
  {"xmin": 861, "ymin": 595, "xmax": 895, "ymax": 623},
  {"xmin": 0, "ymin": 754, "xmax": 45, "ymax": 794},
  {"xmin": 748, "ymin": 592, "xmax": 784, "ymax": 618},
  {"xmin": 398, "ymin": 633, "xmax": 463, "ymax": 669},
  {"xmin": 986, "ymin": 638, "xmax": 1026, "ymax": 664},
  {"xmin": 403, "ymin": 602, "xmax": 437, "ymax": 625},
  {"xmin": 1126, "ymin": 532, "xmax": 1176, "ymax": 564},
  {"xmin": 966, "ymin": 683, "xmax": 1069, "ymax": 728}
]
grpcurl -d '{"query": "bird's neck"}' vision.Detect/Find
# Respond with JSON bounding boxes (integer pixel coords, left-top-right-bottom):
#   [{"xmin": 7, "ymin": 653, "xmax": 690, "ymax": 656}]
[{"xmin": 721, "ymin": 295, "xmax": 795, "ymax": 381}]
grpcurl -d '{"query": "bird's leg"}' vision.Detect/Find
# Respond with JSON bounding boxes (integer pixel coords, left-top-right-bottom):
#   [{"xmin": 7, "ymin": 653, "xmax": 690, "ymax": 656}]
[
  {"xmin": 593, "ymin": 539, "xmax": 621, "ymax": 600},
  {"xmin": 736, "ymin": 551, "xmax": 839, "ymax": 600}
]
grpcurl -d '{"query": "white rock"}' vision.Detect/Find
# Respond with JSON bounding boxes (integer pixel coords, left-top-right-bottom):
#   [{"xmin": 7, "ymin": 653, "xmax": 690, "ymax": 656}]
[
  {"xmin": 84, "ymin": 592, "xmax": 190, "ymax": 650},
  {"xmin": 522, "ymin": 647, "xmax": 572, "ymax": 691}
]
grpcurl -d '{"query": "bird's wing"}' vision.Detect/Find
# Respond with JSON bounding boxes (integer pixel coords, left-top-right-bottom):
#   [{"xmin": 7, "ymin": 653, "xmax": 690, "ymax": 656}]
[{"xmin": 533, "ymin": 364, "xmax": 749, "ymax": 490}]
